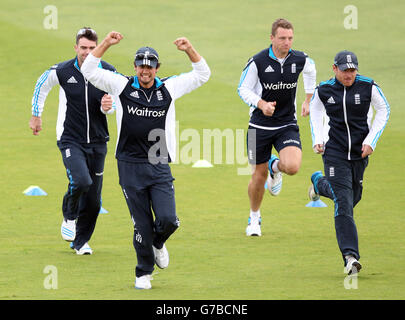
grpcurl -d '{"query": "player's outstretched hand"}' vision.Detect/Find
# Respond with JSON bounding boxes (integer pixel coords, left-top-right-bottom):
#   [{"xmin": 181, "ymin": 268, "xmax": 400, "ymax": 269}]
[
  {"xmin": 91, "ymin": 32, "xmax": 123, "ymax": 58},
  {"xmin": 104, "ymin": 31, "xmax": 123, "ymax": 46},
  {"xmin": 173, "ymin": 37, "xmax": 202, "ymax": 63},
  {"xmin": 173, "ymin": 37, "xmax": 192, "ymax": 51}
]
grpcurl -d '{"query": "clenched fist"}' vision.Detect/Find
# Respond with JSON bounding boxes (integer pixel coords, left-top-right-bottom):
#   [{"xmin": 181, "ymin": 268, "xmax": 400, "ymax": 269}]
[
  {"xmin": 258, "ymin": 100, "xmax": 276, "ymax": 117},
  {"xmin": 101, "ymin": 94, "xmax": 113, "ymax": 112}
]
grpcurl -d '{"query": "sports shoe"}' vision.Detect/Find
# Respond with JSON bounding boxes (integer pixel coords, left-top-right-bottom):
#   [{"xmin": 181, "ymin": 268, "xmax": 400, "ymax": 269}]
[
  {"xmin": 309, "ymin": 171, "xmax": 323, "ymax": 201},
  {"xmin": 61, "ymin": 219, "xmax": 76, "ymax": 241},
  {"xmin": 135, "ymin": 274, "xmax": 153, "ymax": 290},
  {"xmin": 153, "ymin": 244, "xmax": 169, "ymax": 269},
  {"xmin": 75, "ymin": 242, "xmax": 93, "ymax": 255},
  {"xmin": 345, "ymin": 256, "xmax": 362, "ymax": 275},
  {"xmin": 267, "ymin": 155, "xmax": 282, "ymax": 196},
  {"xmin": 246, "ymin": 217, "xmax": 262, "ymax": 236}
]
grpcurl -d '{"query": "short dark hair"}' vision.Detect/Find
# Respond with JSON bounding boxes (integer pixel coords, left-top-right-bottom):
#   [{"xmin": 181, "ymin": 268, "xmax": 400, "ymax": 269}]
[
  {"xmin": 76, "ymin": 27, "xmax": 98, "ymax": 44},
  {"xmin": 271, "ymin": 18, "xmax": 294, "ymax": 36}
]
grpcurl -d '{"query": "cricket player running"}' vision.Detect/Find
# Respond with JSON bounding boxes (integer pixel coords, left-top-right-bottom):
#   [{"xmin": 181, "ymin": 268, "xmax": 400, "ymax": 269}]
[
  {"xmin": 30, "ymin": 27, "xmax": 116, "ymax": 255},
  {"xmin": 308, "ymin": 50, "xmax": 390, "ymax": 275},
  {"xmin": 238, "ymin": 18, "xmax": 316, "ymax": 236},
  {"xmin": 82, "ymin": 31, "xmax": 210, "ymax": 289}
]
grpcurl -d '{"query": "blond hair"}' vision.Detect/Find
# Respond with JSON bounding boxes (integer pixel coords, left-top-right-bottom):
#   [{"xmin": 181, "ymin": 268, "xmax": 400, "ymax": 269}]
[{"xmin": 271, "ymin": 18, "xmax": 294, "ymax": 36}]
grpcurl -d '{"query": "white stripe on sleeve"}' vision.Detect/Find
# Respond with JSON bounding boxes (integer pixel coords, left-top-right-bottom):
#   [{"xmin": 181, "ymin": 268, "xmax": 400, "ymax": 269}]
[
  {"xmin": 31, "ymin": 68, "xmax": 59, "ymax": 117},
  {"xmin": 237, "ymin": 60, "xmax": 262, "ymax": 108},
  {"xmin": 362, "ymin": 84, "xmax": 390, "ymax": 150}
]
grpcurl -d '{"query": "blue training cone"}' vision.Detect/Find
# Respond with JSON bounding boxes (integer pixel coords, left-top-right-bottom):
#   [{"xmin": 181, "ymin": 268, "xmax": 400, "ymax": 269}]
[
  {"xmin": 99, "ymin": 207, "xmax": 108, "ymax": 214},
  {"xmin": 23, "ymin": 186, "xmax": 47, "ymax": 196},
  {"xmin": 306, "ymin": 199, "xmax": 327, "ymax": 207},
  {"xmin": 99, "ymin": 198, "xmax": 108, "ymax": 214}
]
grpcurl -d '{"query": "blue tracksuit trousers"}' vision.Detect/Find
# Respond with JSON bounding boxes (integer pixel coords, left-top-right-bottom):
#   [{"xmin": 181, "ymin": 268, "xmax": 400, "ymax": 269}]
[
  {"xmin": 315, "ymin": 156, "xmax": 369, "ymax": 264},
  {"xmin": 59, "ymin": 142, "xmax": 107, "ymax": 249},
  {"xmin": 118, "ymin": 160, "xmax": 179, "ymax": 277}
]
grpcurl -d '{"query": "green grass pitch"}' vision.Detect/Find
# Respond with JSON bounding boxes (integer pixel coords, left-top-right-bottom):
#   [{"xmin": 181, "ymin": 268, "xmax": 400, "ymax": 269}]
[{"xmin": 1, "ymin": 0, "xmax": 404, "ymax": 300}]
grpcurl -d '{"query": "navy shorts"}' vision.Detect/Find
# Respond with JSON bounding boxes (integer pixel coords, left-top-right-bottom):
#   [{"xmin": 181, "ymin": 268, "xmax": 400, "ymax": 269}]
[{"xmin": 247, "ymin": 125, "xmax": 302, "ymax": 164}]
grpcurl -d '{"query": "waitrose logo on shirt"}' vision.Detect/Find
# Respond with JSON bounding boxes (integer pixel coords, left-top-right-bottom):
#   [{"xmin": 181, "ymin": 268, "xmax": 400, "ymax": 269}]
[
  {"xmin": 262, "ymin": 81, "xmax": 297, "ymax": 90},
  {"xmin": 127, "ymin": 105, "xmax": 166, "ymax": 118}
]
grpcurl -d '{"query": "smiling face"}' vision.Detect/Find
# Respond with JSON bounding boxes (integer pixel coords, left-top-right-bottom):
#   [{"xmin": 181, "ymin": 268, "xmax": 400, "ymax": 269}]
[
  {"xmin": 135, "ymin": 64, "xmax": 159, "ymax": 88},
  {"xmin": 74, "ymin": 37, "xmax": 97, "ymax": 67},
  {"xmin": 333, "ymin": 65, "xmax": 357, "ymax": 87}
]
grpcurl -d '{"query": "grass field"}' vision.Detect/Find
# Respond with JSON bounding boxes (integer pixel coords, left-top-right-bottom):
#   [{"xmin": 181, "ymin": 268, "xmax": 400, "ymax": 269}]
[{"xmin": 1, "ymin": 0, "xmax": 405, "ymax": 300}]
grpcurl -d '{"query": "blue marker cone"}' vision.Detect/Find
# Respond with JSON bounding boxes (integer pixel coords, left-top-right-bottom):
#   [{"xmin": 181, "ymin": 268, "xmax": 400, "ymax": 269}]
[
  {"xmin": 306, "ymin": 199, "xmax": 327, "ymax": 207},
  {"xmin": 99, "ymin": 198, "xmax": 108, "ymax": 214},
  {"xmin": 23, "ymin": 186, "xmax": 47, "ymax": 196},
  {"xmin": 99, "ymin": 207, "xmax": 108, "ymax": 214}
]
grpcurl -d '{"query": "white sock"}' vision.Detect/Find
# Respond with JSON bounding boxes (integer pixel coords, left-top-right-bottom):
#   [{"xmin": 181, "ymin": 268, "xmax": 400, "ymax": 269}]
[
  {"xmin": 250, "ymin": 209, "xmax": 260, "ymax": 221},
  {"xmin": 272, "ymin": 160, "xmax": 280, "ymax": 173},
  {"xmin": 345, "ymin": 255, "xmax": 355, "ymax": 261}
]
